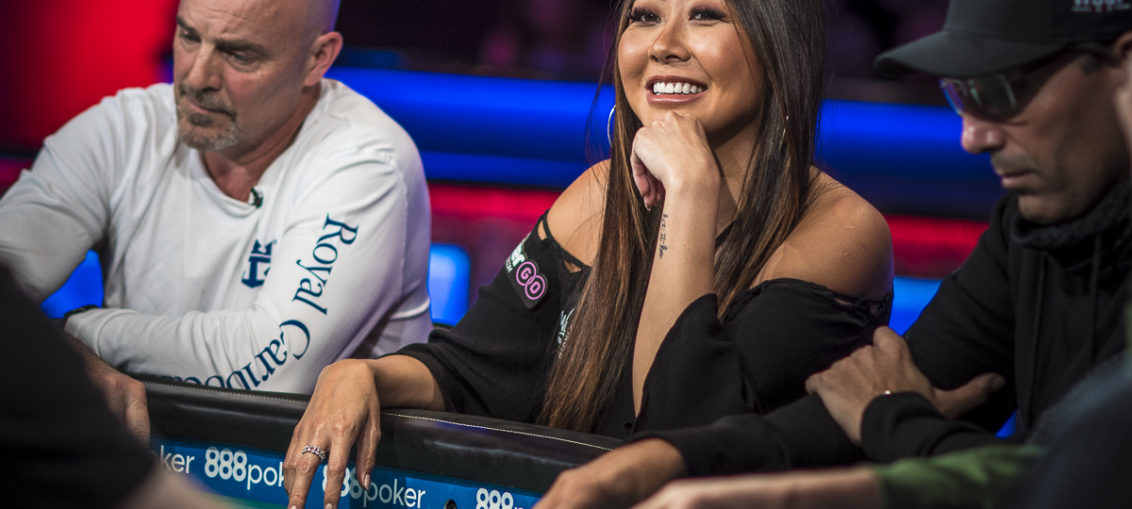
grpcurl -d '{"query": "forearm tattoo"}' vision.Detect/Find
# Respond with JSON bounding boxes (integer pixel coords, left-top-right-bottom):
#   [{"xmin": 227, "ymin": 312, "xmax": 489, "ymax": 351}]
[{"xmin": 659, "ymin": 213, "xmax": 669, "ymax": 258}]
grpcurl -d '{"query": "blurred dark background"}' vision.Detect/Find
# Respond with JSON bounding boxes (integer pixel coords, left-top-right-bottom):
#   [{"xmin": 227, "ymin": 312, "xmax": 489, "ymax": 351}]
[
  {"xmin": 0, "ymin": 0, "xmax": 949, "ymax": 155},
  {"xmin": 332, "ymin": 0, "xmax": 948, "ymax": 99}
]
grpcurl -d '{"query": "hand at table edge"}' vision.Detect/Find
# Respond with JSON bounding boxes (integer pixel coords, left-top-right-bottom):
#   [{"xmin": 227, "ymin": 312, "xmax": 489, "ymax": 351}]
[
  {"xmin": 633, "ymin": 465, "xmax": 883, "ymax": 509},
  {"xmin": 535, "ymin": 438, "xmax": 686, "ymax": 509},
  {"xmin": 67, "ymin": 332, "xmax": 151, "ymax": 443}
]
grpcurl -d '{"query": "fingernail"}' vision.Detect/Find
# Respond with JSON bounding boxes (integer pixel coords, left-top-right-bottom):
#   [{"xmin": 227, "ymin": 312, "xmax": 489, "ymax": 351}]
[
  {"xmin": 991, "ymin": 375, "xmax": 1005, "ymax": 390},
  {"xmin": 363, "ymin": 473, "xmax": 371, "ymax": 487},
  {"xmin": 326, "ymin": 504, "xmax": 333, "ymax": 509}
]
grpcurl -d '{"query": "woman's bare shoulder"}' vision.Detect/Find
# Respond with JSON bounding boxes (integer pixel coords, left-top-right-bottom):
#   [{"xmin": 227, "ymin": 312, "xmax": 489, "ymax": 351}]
[
  {"xmin": 758, "ymin": 172, "xmax": 893, "ymax": 298},
  {"xmin": 545, "ymin": 160, "xmax": 609, "ymax": 267}
]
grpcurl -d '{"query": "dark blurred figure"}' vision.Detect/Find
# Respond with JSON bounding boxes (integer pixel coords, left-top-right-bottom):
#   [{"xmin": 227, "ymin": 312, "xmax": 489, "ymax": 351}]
[
  {"xmin": 1006, "ymin": 366, "xmax": 1132, "ymax": 509},
  {"xmin": 876, "ymin": 0, "xmax": 948, "ymax": 48},
  {"xmin": 480, "ymin": 0, "xmax": 613, "ymax": 81},
  {"xmin": 826, "ymin": 0, "xmax": 888, "ymax": 79},
  {"xmin": 0, "ymin": 264, "xmax": 226, "ymax": 509},
  {"xmin": 336, "ymin": 0, "xmax": 496, "ymax": 66},
  {"xmin": 825, "ymin": 0, "xmax": 948, "ymax": 103},
  {"xmin": 826, "ymin": 0, "xmax": 947, "ymax": 79}
]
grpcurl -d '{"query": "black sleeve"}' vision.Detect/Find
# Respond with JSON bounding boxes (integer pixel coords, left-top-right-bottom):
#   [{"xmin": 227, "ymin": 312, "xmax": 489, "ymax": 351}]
[
  {"xmin": 861, "ymin": 196, "xmax": 1018, "ymax": 462},
  {"xmin": 860, "ymin": 393, "xmax": 1011, "ymax": 463},
  {"xmin": 397, "ymin": 227, "xmax": 565, "ymax": 422},
  {"xmin": 644, "ymin": 395, "xmax": 865, "ymax": 476},
  {"xmin": 0, "ymin": 267, "xmax": 155, "ymax": 509},
  {"xmin": 635, "ymin": 279, "xmax": 889, "ymax": 476},
  {"xmin": 637, "ymin": 279, "xmax": 889, "ymax": 430}
]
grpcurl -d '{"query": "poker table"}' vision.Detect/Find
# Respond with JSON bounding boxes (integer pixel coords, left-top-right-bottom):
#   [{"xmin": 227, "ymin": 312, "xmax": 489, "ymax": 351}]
[{"xmin": 143, "ymin": 377, "xmax": 620, "ymax": 509}]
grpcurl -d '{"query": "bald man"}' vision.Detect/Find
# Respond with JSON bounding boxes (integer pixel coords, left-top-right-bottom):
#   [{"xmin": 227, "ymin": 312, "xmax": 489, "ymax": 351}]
[{"xmin": 0, "ymin": 0, "xmax": 431, "ymax": 435}]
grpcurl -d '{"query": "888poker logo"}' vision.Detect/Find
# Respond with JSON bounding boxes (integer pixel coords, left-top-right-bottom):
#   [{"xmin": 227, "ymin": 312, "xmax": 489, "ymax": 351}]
[
  {"xmin": 322, "ymin": 466, "xmax": 428, "ymax": 508},
  {"xmin": 155, "ymin": 440, "xmax": 543, "ymax": 508},
  {"xmin": 475, "ymin": 488, "xmax": 518, "ymax": 509},
  {"xmin": 318, "ymin": 466, "xmax": 540, "ymax": 509}
]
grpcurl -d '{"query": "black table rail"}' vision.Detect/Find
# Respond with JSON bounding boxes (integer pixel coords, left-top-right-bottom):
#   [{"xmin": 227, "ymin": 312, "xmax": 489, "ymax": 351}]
[{"xmin": 143, "ymin": 377, "xmax": 621, "ymax": 493}]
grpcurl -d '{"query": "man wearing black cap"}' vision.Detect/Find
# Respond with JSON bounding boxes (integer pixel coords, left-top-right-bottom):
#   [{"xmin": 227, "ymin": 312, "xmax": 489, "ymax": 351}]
[
  {"xmin": 804, "ymin": 0, "xmax": 1132, "ymax": 456},
  {"xmin": 533, "ymin": 1, "xmax": 1132, "ymax": 508}
]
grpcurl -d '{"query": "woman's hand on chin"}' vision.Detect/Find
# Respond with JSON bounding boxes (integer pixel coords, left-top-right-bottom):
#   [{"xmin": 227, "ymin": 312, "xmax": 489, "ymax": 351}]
[
  {"xmin": 283, "ymin": 359, "xmax": 382, "ymax": 509},
  {"xmin": 631, "ymin": 111, "xmax": 719, "ymax": 209}
]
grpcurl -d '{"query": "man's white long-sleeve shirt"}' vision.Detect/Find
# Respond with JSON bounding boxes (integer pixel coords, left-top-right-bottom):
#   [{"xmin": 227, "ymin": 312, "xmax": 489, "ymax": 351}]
[{"xmin": 0, "ymin": 80, "xmax": 432, "ymax": 393}]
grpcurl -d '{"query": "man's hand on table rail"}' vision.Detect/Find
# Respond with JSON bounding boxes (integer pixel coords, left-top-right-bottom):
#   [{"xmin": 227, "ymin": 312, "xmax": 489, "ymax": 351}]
[
  {"xmin": 68, "ymin": 333, "xmax": 151, "ymax": 442},
  {"xmin": 535, "ymin": 438, "xmax": 686, "ymax": 509}
]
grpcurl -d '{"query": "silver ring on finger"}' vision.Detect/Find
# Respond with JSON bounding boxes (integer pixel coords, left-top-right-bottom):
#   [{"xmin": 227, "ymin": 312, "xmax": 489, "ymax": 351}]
[{"xmin": 301, "ymin": 444, "xmax": 328, "ymax": 463}]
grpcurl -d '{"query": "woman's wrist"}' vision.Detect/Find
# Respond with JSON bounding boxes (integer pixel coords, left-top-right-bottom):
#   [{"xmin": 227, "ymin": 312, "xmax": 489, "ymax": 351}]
[
  {"xmin": 370, "ymin": 355, "xmax": 445, "ymax": 410},
  {"xmin": 664, "ymin": 165, "xmax": 720, "ymax": 201}
]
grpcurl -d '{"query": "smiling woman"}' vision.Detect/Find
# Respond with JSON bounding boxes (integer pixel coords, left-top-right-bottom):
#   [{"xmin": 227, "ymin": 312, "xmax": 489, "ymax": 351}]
[
  {"xmin": 538, "ymin": 0, "xmax": 893, "ymax": 434},
  {"xmin": 282, "ymin": 1, "xmax": 895, "ymax": 508},
  {"xmin": 617, "ymin": 0, "xmax": 763, "ymax": 146}
]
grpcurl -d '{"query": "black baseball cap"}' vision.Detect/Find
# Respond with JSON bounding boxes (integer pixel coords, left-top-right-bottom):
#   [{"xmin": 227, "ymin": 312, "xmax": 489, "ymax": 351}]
[{"xmin": 874, "ymin": 0, "xmax": 1132, "ymax": 78}]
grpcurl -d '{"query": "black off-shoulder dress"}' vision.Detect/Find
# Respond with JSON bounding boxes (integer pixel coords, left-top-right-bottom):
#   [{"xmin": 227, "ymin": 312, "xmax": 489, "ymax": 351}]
[{"xmin": 399, "ymin": 213, "xmax": 891, "ymax": 440}]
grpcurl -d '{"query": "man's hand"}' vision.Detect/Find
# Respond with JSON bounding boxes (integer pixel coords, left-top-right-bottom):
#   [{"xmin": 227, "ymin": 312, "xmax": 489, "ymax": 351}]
[
  {"xmin": 534, "ymin": 439, "xmax": 685, "ymax": 509},
  {"xmin": 66, "ymin": 334, "xmax": 150, "ymax": 442},
  {"xmin": 633, "ymin": 467, "xmax": 883, "ymax": 509},
  {"xmin": 805, "ymin": 326, "xmax": 1003, "ymax": 444}
]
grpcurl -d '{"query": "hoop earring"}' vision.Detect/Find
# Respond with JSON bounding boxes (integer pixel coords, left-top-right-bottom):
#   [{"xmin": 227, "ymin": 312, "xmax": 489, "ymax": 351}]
[{"xmin": 607, "ymin": 105, "xmax": 617, "ymax": 146}]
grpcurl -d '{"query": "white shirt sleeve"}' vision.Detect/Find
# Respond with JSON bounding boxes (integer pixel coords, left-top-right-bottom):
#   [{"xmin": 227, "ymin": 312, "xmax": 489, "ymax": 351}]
[
  {"xmin": 66, "ymin": 151, "xmax": 427, "ymax": 394},
  {"xmin": 0, "ymin": 100, "xmax": 117, "ymax": 300}
]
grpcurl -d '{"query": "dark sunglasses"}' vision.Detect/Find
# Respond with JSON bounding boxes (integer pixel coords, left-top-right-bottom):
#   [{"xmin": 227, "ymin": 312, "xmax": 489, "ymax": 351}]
[{"xmin": 939, "ymin": 42, "xmax": 1114, "ymax": 121}]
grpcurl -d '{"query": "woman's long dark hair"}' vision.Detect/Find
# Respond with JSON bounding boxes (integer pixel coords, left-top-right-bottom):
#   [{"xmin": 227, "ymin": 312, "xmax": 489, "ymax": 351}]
[{"xmin": 540, "ymin": 0, "xmax": 827, "ymax": 433}]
